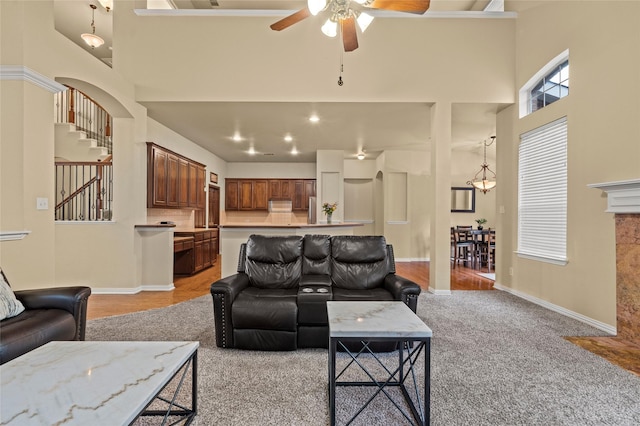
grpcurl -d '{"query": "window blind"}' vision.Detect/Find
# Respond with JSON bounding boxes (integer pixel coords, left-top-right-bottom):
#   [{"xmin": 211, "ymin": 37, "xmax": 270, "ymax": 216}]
[{"xmin": 518, "ymin": 117, "xmax": 568, "ymax": 264}]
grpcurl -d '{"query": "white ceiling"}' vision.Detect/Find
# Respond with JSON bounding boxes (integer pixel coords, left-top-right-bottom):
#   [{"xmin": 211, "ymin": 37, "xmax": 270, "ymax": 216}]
[{"xmin": 53, "ymin": 0, "xmax": 510, "ymax": 163}]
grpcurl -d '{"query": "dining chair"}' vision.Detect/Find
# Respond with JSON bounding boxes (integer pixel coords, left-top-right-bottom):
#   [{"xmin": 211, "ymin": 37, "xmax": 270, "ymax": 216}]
[
  {"xmin": 476, "ymin": 229, "xmax": 496, "ymax": 272},
  {"xmin": 452, "ymin": 227, "xmax": 474, "ymax": 268}
]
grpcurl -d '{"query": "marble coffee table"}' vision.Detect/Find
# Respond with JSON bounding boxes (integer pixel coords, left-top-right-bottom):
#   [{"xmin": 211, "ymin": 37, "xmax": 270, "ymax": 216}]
[
  {"xmin": 327, "ymin": 301, "xmax": 432, "ymax": 426},
  {"xmin": 0, "ymin": 341, "xmax": 198, "ymax": 425}
]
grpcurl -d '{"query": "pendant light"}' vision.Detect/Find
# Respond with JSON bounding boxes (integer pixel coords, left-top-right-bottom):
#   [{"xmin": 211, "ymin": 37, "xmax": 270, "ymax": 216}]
[
  {"xmin": 81, "ymin": 4, "xmax": 104, "ymax": 49},
  {"xmin": 467, "ymin": 136, "xmax": 497, "ymax": 194}
]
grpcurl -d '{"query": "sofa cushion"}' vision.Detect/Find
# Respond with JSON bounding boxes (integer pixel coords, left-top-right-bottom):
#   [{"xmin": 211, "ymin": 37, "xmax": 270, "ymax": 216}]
[
  {"xmin": 302, "ymin": 234, "xmax": 331, "ymax": 276},
  {"xmin": 245, "ymin": 235, "xmax": 303, "ymax": 289},
  {"xmin": 0, "ymin": 269, "xmax": 25, "ymax": 321},
  {"xmin": 332, "ymin": 287, "xmax": 395, "ymax": 302},
  {"xmin": 330, "ymin": 236, "xmax": 391, "ymax": 290},
  {"xmin": 0, "ymin": 309, "xmax": 76, "ymax": 364},
  {"xmin": 232, "ymin": 287, "xmax": 298, "ymax": 331}
]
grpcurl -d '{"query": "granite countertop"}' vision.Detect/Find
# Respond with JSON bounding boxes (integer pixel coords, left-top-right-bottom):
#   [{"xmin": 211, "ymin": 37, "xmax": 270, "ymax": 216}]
[
  {"xmin": 134, "ymin": 223, "xmax": 176, "ymax": 229},
  {"xmin": 173, "ymin": 236, "xmax": 194, "ymax": 243},
  {"xmin": 219, "ymin": 222, "xmax": 363, "ymax": 229},
  {"xmin": 174, "ymin": 227, "xmax": 218, "ymax": 233}
]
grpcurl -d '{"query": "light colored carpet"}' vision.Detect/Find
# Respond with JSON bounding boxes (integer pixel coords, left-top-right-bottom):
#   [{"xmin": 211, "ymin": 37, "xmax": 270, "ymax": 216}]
[{"xmin": 86, "ymin": 291, "xmax": 640, "ymax": 425}]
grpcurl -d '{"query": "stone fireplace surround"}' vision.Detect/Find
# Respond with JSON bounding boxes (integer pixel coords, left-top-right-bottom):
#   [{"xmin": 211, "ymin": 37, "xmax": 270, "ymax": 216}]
[{"xmin": 566, "ymin": 179, "xmax": 640, "ymax": 375}]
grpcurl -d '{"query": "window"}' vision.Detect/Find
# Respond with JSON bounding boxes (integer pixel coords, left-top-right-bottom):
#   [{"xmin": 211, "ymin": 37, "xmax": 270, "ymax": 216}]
[
  {"xmin": 517, "ymin": 117, "xmax": 568, "ymax": 265},
  {"xmin": 530, "ymin": 60, "xmax": 569, "ymax": 113},
  {"xmin": 519, "ymin": 50, "xmax": 569, "ymax": 118}
]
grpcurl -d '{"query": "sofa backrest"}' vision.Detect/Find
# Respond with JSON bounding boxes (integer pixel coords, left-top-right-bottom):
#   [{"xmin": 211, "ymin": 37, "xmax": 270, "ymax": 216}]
[
  {"xmin": 244, "ymin": 235, "xmax": 303, "ymax": 289},
  {"xmin": 330, "ymin": 236, "xmax": 392, "ymax": 290},
  {"xmin": 302, "ymin": 234, "xmax": 331, "ymax": 276}
]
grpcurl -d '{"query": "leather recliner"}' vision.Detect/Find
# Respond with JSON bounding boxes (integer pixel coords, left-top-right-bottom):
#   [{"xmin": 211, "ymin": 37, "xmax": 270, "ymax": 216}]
[
  {"xmin": 210, "ymin": 234, "xmax": 421, "ymax": 351},
  {"xmin": 0, "ymin": 285, "xmax": 92, "ymax": 364}
]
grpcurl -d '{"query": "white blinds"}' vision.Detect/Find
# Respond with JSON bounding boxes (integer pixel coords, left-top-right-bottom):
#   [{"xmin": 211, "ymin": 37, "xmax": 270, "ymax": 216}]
[{"xmin": 518, "ymin": 117, "xmax": 568, "ymax": 264}]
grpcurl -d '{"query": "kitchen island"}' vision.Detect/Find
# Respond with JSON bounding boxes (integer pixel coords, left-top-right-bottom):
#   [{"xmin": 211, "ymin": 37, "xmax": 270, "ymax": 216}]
[{"xmin": 219, "ymin": 223, "xmax": 363, "ymax": 278}]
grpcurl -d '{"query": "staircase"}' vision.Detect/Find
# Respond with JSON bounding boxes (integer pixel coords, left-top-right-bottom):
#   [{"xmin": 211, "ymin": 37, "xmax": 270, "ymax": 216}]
[
  {"xmin": 54, "ymin": 85, "xmax": 114, "ymax": 221},
  {"xmin": 55, "ymin": 123, "xmax": 110, "ymax": 162}
]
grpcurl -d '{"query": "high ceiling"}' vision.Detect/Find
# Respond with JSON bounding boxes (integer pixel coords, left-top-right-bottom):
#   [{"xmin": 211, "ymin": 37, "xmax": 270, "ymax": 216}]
[{"xmin": 54, "ymin": 0, "xmax": 511, "ymax": 162}]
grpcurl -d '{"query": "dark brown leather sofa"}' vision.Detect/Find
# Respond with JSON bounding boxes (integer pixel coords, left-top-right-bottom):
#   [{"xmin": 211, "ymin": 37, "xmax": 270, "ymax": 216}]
[
  {"xmin": 210, "ymin": 234, "xmax": 421, "ymax": 351},
  {"xmin": 0, "ymin": 285, "xmax": 92, "ymax": 364}
]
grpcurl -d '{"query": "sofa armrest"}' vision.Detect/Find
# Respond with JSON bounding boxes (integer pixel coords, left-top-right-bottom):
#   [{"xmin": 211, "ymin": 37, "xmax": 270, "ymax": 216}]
[
  {"xmin": 383, "ymin": 274, "xmax": 421, "ymax": 312},
  {"xmin": 14, "ymin": 286, "xmax": 92, "ymax": 340},
  {"xmin": 210, "ymin": 274, "xmax": 250, "ymax": 348}
]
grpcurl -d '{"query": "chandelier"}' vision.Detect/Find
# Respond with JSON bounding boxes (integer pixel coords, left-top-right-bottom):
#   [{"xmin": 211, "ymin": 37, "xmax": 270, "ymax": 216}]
[
  {"xmin": 81, "ymin": 4, "xmax": 104, "ymax": 49},
  {"xmin": 467, "ymin": 136, "xmax": 497, "ymax": 194}
]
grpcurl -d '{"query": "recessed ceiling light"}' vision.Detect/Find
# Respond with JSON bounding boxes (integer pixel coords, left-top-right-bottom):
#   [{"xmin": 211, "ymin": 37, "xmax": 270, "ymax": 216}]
[
  {"xmin": 291, "ymin": 148, "xmax": 298, "ymax": 155},
  {"xmin": 309, "ymin": 115, "xmax": 319, "ymax": 123},
  {"xmin": 247, "ymin": 147, "xmax": 256, "ymax": 155},
  {"xmin": 284, "ymin": 135, "xmax": 293, "ymax": 142},
  {"xmin": 357, "ymin": 153, "xmax": 365, "ymax": 160},
  {"xmin": 232, "ymin": 133, "xmax": 242, "ymax": 142}
]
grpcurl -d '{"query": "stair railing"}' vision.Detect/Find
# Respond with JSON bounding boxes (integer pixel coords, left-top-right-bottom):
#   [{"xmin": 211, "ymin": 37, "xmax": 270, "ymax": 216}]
[
  {"xmin": 55, "ymin": 85, "xmax": 112, "ymax": 154},
  {"xmin": 55, "ymin": 156, "xmax": 113, "ymax": 221}
]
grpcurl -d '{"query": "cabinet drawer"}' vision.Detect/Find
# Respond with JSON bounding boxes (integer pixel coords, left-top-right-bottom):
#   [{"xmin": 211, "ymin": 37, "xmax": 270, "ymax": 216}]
[{"xmin": 194, "ymin": 232, "xmax": 204, "ymax": 242}]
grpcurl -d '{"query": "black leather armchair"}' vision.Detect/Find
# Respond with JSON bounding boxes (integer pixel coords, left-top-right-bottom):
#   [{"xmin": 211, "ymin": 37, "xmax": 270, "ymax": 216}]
[
  {"xmin": 0, "ymin": 285, "xmax": 91, "ymax": 364},
  {"xmin": 210, "ymin": 234, "xmax": 421, "ymax": 351}
]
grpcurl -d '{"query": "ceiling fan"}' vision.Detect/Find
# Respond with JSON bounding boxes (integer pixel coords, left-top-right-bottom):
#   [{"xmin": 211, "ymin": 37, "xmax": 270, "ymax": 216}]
[{"xmin": 270, "ymin": 0, "xmax": 431, "ymax": 52}]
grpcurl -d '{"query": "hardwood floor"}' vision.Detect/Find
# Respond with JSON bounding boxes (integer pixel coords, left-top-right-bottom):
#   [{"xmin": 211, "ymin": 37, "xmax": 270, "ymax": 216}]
[{"xmin": 86, "ymin": 260, "xmax": 492, "ymax": 320}]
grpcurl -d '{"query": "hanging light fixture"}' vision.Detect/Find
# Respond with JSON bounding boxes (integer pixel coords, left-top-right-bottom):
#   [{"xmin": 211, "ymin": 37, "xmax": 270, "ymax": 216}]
[
  {"xmin": 81, "ymin": 4, "xmax": 105, "ymax": 49},
  {"xmin": 97, "ymin": 0, "xmax": 113, "ymax": 12},
  {"xmin": 467, "ymin": 136, "xmax": 497, "ymax": 194}
]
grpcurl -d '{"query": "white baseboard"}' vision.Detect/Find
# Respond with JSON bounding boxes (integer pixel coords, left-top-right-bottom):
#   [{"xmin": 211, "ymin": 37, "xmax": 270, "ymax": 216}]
[
  {"xmin": 396, "ymin": 257, "xmax": 429, "ymax": 262},
  {"xmin": 91, "ymin": 283, "xmax": 175, "ymax": 295},
  {"xmin": 428, "ymin": 287, "xmax": 452, "ymax": 295},
  {"xmin": 493, "ymin": 282, "xmax": 616, "ymax": 335}
]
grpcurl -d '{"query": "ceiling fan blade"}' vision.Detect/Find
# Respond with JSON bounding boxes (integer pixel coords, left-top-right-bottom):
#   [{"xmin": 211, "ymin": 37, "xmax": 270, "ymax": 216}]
[
  {"xmin": 341, "ymin": 17, "xmax": 359, "ymax": 52},
  {"xmin": 270, "ymin": 8, "xmax": 312, "ymax": 31},
  {"xmin": 369, "ymin": 0, "xmax": 431, "ymax": 14}
]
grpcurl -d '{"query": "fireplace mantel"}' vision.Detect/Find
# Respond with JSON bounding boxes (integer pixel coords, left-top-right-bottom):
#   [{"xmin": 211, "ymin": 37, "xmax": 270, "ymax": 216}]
[{"xmin": 588, "ymin": 179, "xmax": 640, "ymax": 214}]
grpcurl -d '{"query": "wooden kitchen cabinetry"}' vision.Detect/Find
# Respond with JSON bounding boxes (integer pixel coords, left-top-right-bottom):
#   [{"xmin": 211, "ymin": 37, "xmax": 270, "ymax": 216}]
[
  {"xmin": 226, "ymin": 178, "xmax": 315, "ymax": 211},
  {"xmin": 147, "ymin": 143, "xmax": 206, "ymax": 210},
  {"xmin": 174, "ymin": 229, "xmax": 218, "ymax": 275},
  {"xmin": 292, "ymin": 179, "xmax": 316, "ymax": 211}
]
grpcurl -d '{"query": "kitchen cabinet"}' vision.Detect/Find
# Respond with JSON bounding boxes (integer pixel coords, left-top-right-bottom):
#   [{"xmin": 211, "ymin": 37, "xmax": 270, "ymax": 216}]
[
  {"xmin": 225, "ymin": 179, "xmax": 239, "ymax": 210},
  {"xmin": 167, "ymin": 154, "xmax": 179, "ymax": 207},
  {"xmin": 253, "ymin": 180, "xmax": 268, "ymax": 210},
  {"xmin": 178, "ymin": 158, "xmax": 189, "ymax": 207},
  {"xmin": 226, "ymin": 178, "xmax": 315, "ymax": 211},
  {"xmin": 149, "ymin": 146, "xmax": 168, "ymax": 207},
  {"xmin": 239, "ymin": 180, "xmax": 254, "ymax": 210},
  {"xmin": 147, "ymin": 143, "xmax": 206, "ymax": 210},
  {"xmin": 292, "ymin": 179, "xmax": 316, "ymax": 211},
  {"xmin": 174, "ymin": 229, "xmax": 218, "ymax": 275}
]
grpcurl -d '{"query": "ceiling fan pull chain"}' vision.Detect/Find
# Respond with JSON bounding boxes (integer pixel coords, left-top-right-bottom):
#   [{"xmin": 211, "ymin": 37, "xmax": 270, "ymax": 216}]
[{"xmin": 337, "ymin": 52, "xmax": 344, "ymax": 86}]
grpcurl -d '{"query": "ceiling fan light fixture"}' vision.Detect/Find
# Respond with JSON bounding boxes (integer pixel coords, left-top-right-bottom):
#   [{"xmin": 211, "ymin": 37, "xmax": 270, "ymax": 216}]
[
  {"xmin": 357, "ymin": 153, "xmax": 365, "ymax": 160},
  {"xmin": 321, "ymin": 18, "xmax": 338, "ymax": 37},
  {"xmin": 81, "ymin": 5, "xmax": 104, "ymax": 49},
  {"xmin": 308, "ymin": 0, "xmax": 326, "ymax": 15},
  {"xmin": 356, "ymin": 12, "xmax": 374, "ymax": 33}
]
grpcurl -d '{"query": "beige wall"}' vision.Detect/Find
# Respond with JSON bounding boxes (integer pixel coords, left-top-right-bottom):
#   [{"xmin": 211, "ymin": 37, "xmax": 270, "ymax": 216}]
[
  {"xmin": 5, "ymin": 0, "xmax": 632, "ymax": 332},
  {"xmin": 496, "ymin": 1, "xmax": 640, "ymax": 330}
]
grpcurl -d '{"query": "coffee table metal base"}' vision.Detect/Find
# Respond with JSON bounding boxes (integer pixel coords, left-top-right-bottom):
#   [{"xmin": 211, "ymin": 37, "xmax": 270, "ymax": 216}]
[
  {"xmin": 329, "ymin": 338, "xmax": 430, "ymax": 426},
  {"xmin": 134, "ymin": 351, "xmax": 198, "ymax": 425}
]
